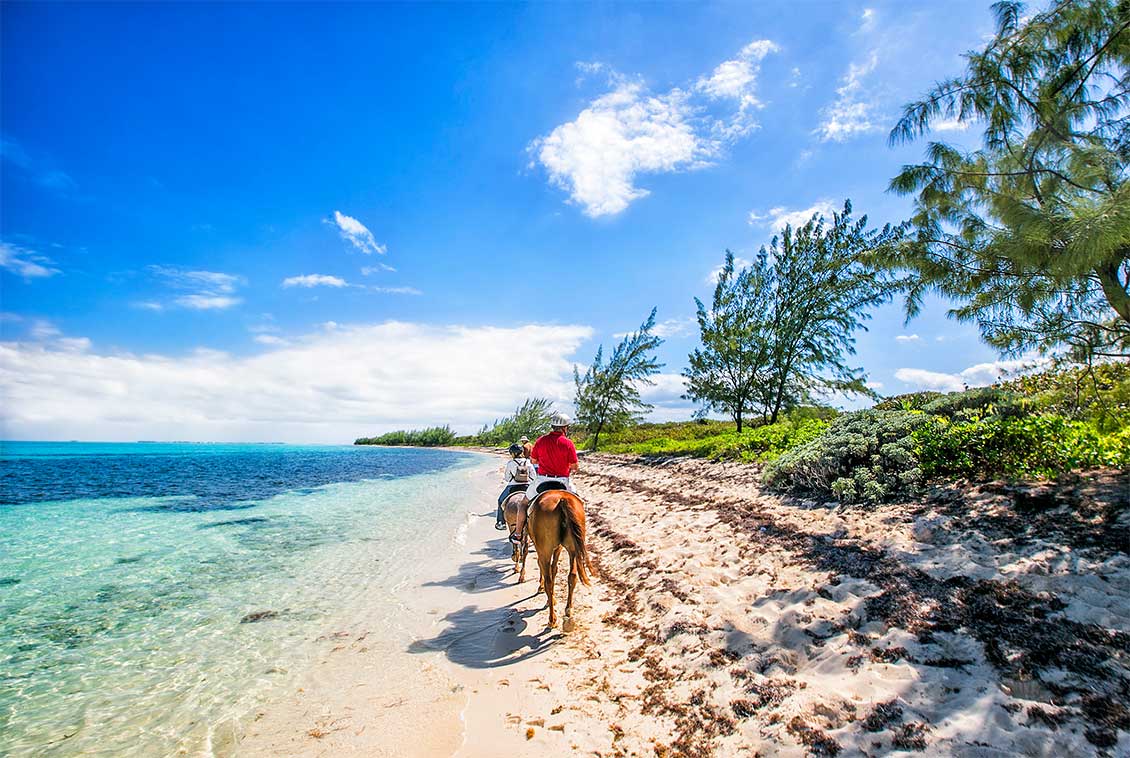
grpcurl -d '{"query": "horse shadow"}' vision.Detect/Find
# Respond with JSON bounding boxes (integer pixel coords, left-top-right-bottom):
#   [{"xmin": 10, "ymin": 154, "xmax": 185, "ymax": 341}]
[{"xmin": 407, "ymin": 596, "xmax": 561, "ymax": 669}]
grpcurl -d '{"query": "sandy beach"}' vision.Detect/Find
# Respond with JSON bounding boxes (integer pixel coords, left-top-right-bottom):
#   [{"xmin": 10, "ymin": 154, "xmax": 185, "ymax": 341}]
[{"xmin": 241, "ymin": 451, "xmax": 1129, "ymax": 757}]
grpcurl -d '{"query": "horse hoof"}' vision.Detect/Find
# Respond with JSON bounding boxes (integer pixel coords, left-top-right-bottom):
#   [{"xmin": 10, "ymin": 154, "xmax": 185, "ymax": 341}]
[
  {"xmin": 548, "ymin": 617, "xmax": 557, "ymax": 628},
  {"xmin": 562, "ymin": 617, "xmax": 575, "ymax": 633}
]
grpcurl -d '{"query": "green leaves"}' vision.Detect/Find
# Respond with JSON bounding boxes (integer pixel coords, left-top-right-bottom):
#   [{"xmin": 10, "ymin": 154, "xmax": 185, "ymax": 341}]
[
  {"xmin": 885, "ymin": 0, "xmax": 1130, "ymax": 360},
  {"xmin": 474, "ymin": 398, "xmax": 555, "ymax": 446},
  {"xmin": 685, "ymin": 202, "xmax": 899, "ymax": 429},
  {"xmin": 574, "ymin": 308, "xmax": 664, "ymax": 449}
]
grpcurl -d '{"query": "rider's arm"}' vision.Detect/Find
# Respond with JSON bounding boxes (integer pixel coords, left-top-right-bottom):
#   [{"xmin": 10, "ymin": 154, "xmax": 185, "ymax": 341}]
[{"xmin": 569, "ymin": 461, "xmax": 579, "ymax": 474}]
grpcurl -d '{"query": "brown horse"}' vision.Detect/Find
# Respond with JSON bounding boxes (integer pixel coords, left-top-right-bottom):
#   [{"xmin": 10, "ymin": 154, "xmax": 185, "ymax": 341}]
[
  {"xmin": 526, "ymin": 489, "xmax": 594, "ymax": 631},
  {"xmin": 502, "ymin": 491, "xmax": 530, "ymax": 582}
]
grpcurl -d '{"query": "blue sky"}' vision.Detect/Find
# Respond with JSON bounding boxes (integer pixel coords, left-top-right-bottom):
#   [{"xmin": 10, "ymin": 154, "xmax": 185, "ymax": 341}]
[{"xmin": 1, "ymin": 1, "xmax": 1033, "ymax": 442}]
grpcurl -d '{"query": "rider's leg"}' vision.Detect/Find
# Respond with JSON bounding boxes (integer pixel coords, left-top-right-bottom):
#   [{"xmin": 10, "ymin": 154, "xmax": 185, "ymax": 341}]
[{"xmin": 512, "ymin": 501, "xmax": 526, "ymax": 544}]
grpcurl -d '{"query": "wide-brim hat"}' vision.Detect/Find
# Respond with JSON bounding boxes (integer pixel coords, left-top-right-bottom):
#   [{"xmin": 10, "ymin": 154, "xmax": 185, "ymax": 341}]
[{"xmin": 519, "ymin": 436, "xmax": 530, "ymax": 442}]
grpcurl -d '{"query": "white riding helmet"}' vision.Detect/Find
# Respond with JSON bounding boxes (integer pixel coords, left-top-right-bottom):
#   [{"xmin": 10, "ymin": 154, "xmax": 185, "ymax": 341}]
[{"xmin": 550, "ymin": 411, "xmax": 572, "ymax": 427}]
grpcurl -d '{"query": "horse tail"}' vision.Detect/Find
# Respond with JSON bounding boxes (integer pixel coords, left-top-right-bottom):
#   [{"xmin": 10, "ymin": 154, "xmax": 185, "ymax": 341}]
[{"xmin": 558, "ymin": 494, "xmax": 594, "ymax": 586}]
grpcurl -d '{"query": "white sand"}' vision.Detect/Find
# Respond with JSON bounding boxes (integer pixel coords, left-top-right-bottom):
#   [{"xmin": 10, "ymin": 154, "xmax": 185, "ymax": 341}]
[{"xmin": 240, "ymin": 453, "xmax": 1130, "ymax": 756}]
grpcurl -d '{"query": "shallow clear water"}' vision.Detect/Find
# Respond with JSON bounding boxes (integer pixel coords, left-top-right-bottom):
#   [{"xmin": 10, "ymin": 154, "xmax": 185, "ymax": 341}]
[{"xmin": 0, "ymin": 442, "xmax": 489, "ymax": 757}]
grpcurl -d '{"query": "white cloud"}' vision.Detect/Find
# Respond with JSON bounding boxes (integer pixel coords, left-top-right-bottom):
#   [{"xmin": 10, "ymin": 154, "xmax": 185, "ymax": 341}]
[
  {"xmin": 361, "ymin": 263, "xmax": 396, "ymax": 275},
  {"xmin": 0, "ymin": 242, "xmax": 61, "ymax": 279},
  {"xmin": 368, "ymin": 286, "xmax": 422, "ymax": 295},
  {"xmin": 282, "ymin": 274, "xmax": 348, "ymax": 288},
  {"xmin": 331, "ymin": 211, "xmax": 386, "ymax": 255},
  {"xmin": 613, "ymin": 316, "xmax": 695, "ymax": 340},
  {"xmin": 0, "ymin": 321, "xmax": 594, "ymax": 443},
  {"xmin": 531, "ymin": 39, "xmax": 779, "ymax": 217},
  {"xmin": 749, "ymin": 200, "xmax": 838, "ymax": 231},
  {"xmin": 696, "ymin": 40, "xmax": 779, "ymax": 109},
  {"xmin": 866, "ymin": 380, "xmax": 884, "ymax": 390},
  {"xmin": 816, "ymin": 50, "xmax": 880, "ymax": 142},
  {"xmin": 253, "ymin": 334, "xmax": 288, "ymax": 346},
  {"xmin": 176, "ymin": 295, "xmax": 242, "ymax": 311},
  {"xmin": 894, "ymin": 334, "xmax": 921, "ymax": 343},
  {"xmin": 532, "ymin": 83, "xmax": 709, "ymax": 218},
  {"xmin": 147, "ymin": 265, "xmax": 244, "ymax": 311},
  {"xmin": 894, "ymin": 358, "xmax": 1048, "ymax": 393},
  {"xmin": 706, "ymin": 256, "xmax": 752, "ymax": 284},
  {"xmin": 931, "ymin": 117, "xmax": 970, "ymax": 132}
]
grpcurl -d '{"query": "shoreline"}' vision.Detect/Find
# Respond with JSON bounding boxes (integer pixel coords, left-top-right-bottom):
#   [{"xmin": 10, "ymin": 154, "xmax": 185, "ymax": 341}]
[{"xmin": 238, "ymin": 450, "xmax": 1129, "ymax": 756}]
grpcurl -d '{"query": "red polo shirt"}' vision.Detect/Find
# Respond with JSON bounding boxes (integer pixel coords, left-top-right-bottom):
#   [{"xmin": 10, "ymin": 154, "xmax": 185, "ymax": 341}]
[{"xmin": 531, "ymin": 431, "xmax": 577, "ymax": 477}]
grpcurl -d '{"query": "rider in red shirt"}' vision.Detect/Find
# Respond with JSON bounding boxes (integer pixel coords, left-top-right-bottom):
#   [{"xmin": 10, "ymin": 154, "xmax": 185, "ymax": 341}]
[{"xmin": 512, "ymin": 412, "xmax": 579, "ymax": 544}]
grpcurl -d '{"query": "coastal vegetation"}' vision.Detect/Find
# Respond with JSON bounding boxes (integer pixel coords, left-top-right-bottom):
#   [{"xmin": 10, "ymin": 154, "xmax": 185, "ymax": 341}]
[
  {"xmin": 573, "ymin": 309, "xmax": 664, "ymax": 450},
  {"xmin": 880, "ymin": 0, "xmax": 1130, "ymax": 362},
  {"xmin": 471, "ymin": 397, "xmax": 555, "ymax": 446},
  {"xmin": 354, "ymin": 426, "xmax": 456, "ymax": 446},
  {"xmin": 359, "ymin": 1, "xmax": 1129, "ymax": 505},
  {"xmin": 685, "ymin": 203, "xmax": 898, "ymax": 430}
]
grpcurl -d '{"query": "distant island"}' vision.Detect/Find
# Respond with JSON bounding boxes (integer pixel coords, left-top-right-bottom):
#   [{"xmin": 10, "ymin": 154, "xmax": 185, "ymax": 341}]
[{"xmin": 354, "ymin": 426, "xmax": 457, "ymax": 447}]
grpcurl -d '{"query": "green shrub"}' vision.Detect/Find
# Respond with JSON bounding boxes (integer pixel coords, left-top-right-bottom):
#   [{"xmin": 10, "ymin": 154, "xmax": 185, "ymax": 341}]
[
  {"xmin": 600, "ymin": 415, "xmax": 832, "ymax": 462},
  {"xmin": 919, "ymin": 387, "xmax": 1029, "ymax": 419},
  {"xmin": 995, "ymin": 361, "xmax": 1130, "ymax": 429},
  {"xmin": 711, "ymin": 418, "xmax": 831, "ymax": 462},
  {"xmin": 764, "ymin": 410, "xmax": 930, "ymax": 505},
  {"xmin": 355, "ymin": 426, "xmax": 457, "ymax": 447},
  {"xmin": 914, "ymin": 414, "xmax": 1129, "ymax": 479},
  {"xmin": 873, "ymin": 391, "xmax": 945, "ymax": 411}
]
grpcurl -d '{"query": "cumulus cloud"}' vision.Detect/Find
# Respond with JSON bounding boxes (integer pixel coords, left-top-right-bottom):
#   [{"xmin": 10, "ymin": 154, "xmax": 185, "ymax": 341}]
[
  {"xmin": 894, "ymin": 358, "xmax": 1048, "ymax": 392},
  {"xmin": 331, "ymin": 211, "xmax": 386, "ymax": 255},
  {"xmin": 637, "ymin": 372, "xmax": 698, "ymax": 421},
  {"xmin": 0, "ymin": 242, "xmax": 61, "ymax": 279},
  {"xmin": 0, "ymin": 321, "xmax": 594, "ymax": 443},
  {"xmin": 531, "ymin": 39, "xmax": 779, "ymax": 217},
  {"xmin": 749, "ymin": 199, "xmax": 838, "ymax": 231},
  {"xmin": 282, "ymin": 274, "xmax": 348, "ymax": 288},
  {"xmin": 894, "ymin": 334, "xmax": 921, "ymax": 343},
  {"xmin": 696, "ymin": 40, "xmax": 779, "ymax": 111},
  {"xmin": 816, "ymin": 50, "xmax": 880, "ymax": 142},
  {"xmin": 147, "ymin": 265, "xmax": 244, "ymax": 310}
]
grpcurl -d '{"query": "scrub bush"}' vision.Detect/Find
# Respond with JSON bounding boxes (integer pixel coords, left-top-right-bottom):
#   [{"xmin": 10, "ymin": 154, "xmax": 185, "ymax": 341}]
[
  {"xmin": 764, "ymin": 410, "xmax": 930, "ymax": 504},
  {"xmin": 914, "ymin": 414, "xmax": 1129, "ymax": 479}
]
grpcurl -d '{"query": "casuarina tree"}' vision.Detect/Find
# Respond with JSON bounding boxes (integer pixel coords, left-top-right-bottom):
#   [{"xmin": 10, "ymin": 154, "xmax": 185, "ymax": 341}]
[
  {"xmin": 685, "ymin": 204, "xmax": 897, "ymax": 428},
  {"xmin": 683, "ymin": 251, "xmax": 773, "ymax": 432},
  {"xmin": 883, "ymin": 0, "xmax": 1130, "ymax": 361},
  {"xmin": 574, "ymin": 309, "xmax": 664, "ymax": 450}
]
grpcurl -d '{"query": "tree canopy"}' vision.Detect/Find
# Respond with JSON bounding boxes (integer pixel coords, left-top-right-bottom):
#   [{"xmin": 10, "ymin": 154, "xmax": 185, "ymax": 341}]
[
  {"xmin": 574, "ymin": 309, "xmax": 664, "ymax": 449},
  {"xmin": 884, "ymin": 0, "xmax": 1130, "ymax": 361},
  {"xmin": 685, "ymin": 202, "xmax": 898, "ymax": 429},
  {"xmin": 475, "ymin": 397, "xmax": 555, "ymax": 446}
]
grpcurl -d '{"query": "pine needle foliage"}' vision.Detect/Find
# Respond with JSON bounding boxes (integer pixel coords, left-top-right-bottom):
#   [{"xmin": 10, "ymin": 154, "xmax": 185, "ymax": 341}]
[
  {"xmin": 574, "ymin": 309, "xmax": 664, "ymax": 450},
  {"xmin": 884, "ymin": 0, "xmax": 1130, "ymax": 360},
  {"xmin": 684, "ymin": 202, "xmax": 899, "ymax": 430}
]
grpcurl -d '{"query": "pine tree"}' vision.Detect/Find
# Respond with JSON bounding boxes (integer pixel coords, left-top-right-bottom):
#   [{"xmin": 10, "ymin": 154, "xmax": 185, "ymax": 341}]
[
  {"xmin": 574, "ymin": 309, "xmax": 664, "ymax": 450},
  {"xmin": 884, "ymin": 0, "xmax": 1130, "ymax": 361}
]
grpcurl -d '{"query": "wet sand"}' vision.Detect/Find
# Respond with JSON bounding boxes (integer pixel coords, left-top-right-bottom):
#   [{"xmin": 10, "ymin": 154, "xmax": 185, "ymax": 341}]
[{"xmin": 242, "ymin": 452, "xmax": 1130, "ymax": 756}]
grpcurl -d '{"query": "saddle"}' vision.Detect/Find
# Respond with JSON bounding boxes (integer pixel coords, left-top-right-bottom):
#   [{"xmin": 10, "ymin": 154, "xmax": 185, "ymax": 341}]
[{"xmin": 529, "ymin": 480, "xmax": 582, "ymax": 507}]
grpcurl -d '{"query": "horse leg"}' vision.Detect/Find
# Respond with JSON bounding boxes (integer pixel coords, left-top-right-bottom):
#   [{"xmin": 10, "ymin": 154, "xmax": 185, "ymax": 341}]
[
  {"xmin": 546, "ymin": 547, "xmax": 561, "ymax": 627},
  {"xmin": 562, "ymin": 548, "xmax": 579, "ymax": 633},
  {"xmin": 518, "ymin": 533, "xmax": 529, "ymax": 583},
  {"xmin": 536, "ymin": 544, "xmax": 553, "ymax": 620}
]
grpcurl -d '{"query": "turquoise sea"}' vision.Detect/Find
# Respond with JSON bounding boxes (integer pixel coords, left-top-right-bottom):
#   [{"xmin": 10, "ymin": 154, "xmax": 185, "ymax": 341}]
[{"xmin": 0, "ymin": 441, "xmax": 489, "ymax": 757}]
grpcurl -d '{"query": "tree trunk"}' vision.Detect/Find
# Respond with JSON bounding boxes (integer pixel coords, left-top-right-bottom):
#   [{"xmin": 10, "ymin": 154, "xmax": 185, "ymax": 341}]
[
  {"xmin": 1096, "ymin": 261, "xmax": 1130, "ymax": 323},
  {"xmin": 735, "ymin": 408, "xmax": 743, "ymax": 433}
]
